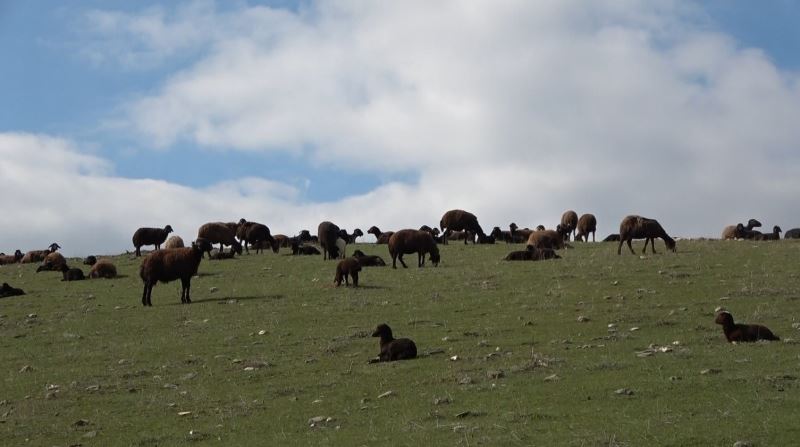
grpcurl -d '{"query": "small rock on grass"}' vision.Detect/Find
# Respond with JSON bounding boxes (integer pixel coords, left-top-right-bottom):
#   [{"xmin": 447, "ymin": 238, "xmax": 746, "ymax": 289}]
[
  {"xmin": 377, "ymin": 390, "xmax": 394, "ymax": 399},
  {"xmin": 544, "ymin": 374, "xmax": 560, "ymax": 382},
  {"xmin": 487, "ymin": 370, "xmax": 504, "ymax": 380},
  {"xmin": 733, "ymin": 442, "xmax": 753, "ymax": 447},
  {"xmin": 701, "ymin": 368, "xmax": 721, "ymax": 375},
  {"xmin": 614, "ymin": 388, "xmax": 634, "ymax": 396},
  {"xmin": 577, "ymin": 316, "xmax": 590, "ymax": 323}
]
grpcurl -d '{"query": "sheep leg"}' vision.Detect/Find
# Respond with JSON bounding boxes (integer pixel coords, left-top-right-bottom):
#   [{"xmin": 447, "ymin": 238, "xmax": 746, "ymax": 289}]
[
  {"xmin": 352, "ymin": 271, "xmax": 358, "ymax": 287},
  {"xmin": 181, "ymin": 277, "xmax": 192, "ymax": 304},
  {"xmin": 398, "ymin": 253, "xmax": 408, "ymax": 268},
  {"xmin": 142, "ymin": 282, "xmax": 153, "ymax": 307},
  {"xmin": 418, "ymin": 252, "xmax": 424, "ymax": 267},
  {"xmin": 626, "ymin": 239, "xmax": 635, "ymax": 255},
  {"xmin": 592, "ymin": 231, "xmax": 595, "ymax": 242}
]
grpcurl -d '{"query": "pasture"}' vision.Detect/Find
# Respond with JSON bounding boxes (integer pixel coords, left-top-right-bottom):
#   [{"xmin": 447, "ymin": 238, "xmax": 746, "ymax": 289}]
[{"xmin": 1, "ymin": 239, "xmax": 799, "ymax": 446}]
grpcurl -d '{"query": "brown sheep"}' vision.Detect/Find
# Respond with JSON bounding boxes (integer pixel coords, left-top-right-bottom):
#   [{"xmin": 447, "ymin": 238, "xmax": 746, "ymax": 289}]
[
  {"xmin": 617, "ymin": 215, "xmax": 676, "ymax": 255},
  {"xmin": 36, "ymin": 252, "xmax": 67, "ymax": 272},
  {"xmin": 340, "ymin": 228, "xmax": 364, "ymax": 244},
  {"xmin": 440, "ymin": 209, "xmax": 486, "ymax": 244},
  {"xmin": 754, "ymin": 226, "xmax": 782, "ymax": 241},
  {"xmin": 418, "ymin": 225, "xmax": 440, "ymax": 237},
  {"xmin": 139, "ymin": 238, "xmax": 213, "ymax": 306},
  {"xmin": 197, "ymin": 222, "xmax": 243, "ymax": 257},
  {"xmin": 503, "ymin": 245, "xmax": 561, "ymax": 261},
  {"xmin": 0, "ymin": 282, "xmax": 25, "ymax": 298},
  {"xmin": 132, "ymin": 226, "xmax": 173, "ymax": 257},
  {"xmin": 0, "ymin": 249, "xmax": 23, "ymax": 265},
  {"xmin": 367, "ymin": 226, "xmax": 394, "ymax": 244},
  {"xmin": 526, "ymin": 230, "xmax": 566, "ymax": 251},
  {"xmin": 241, "ymin": 222, "xmax": 279, "ymax": 254},
  {"xmin": 352, "ymin": 249, "xmax": 386, "ymax": 267},
  {"xmin": 721, "ymin": 218, "xmax": 761, "ymax": 240},
  {"xmin": 88, "ymin": 259, "xmax": 117, "ymax": 279},
  {"xmin": 318, "ymin": 221, "xmax": 344, "ymax": 260},
  {"xmin": 388, "ymin": 229, "xmax": 440, "ymax": 269},
  {"xmin": 274, "ymin": 234, "xmax": 292, "ymax": 247},
  {"xmin": 164, "ymin": 235, "xmax": 185, "ymax": 249},
  {"xmin": 334, "ymin": 257, "xmax": 361, "ymax": 287},
  {"xmin": 575, "ymin": 214, "xmax": 597, "ymax": 242},
  {"xmin": 560, "ymin": 210, "xmax": 578, "ymax": 241},
  {"xmin": 371, "ymin": 324, "xmax": 417, "ymax": 362},
  {"xmin": 715, "ymin": 311, "xmax": 779, "ymax": 343},
  {"xmin": 21, "ymin": 243, "xmax": 61, "ymax": 264}
]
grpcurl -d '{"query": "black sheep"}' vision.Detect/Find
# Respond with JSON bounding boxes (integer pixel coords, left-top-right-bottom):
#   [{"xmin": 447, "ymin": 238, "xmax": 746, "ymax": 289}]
[
  {"xmin": 352, "ymin": 249, "xmax": 386, "ymax": 267},
  {"xmin": 0, "ymin": 282, "xmax": 25, "ymax": 298},
  {"xmin": 60, "ymin": 264, "xmax": 85, "ymax": 281},
  {"xmin": 139, "ymin": 238, "xmax": 213, "ymax": 306},
  {"xmin": 371, "ymin": 323, "xmax": 417, "ymax": 362},
  {"xmin": 715, "ymin": 311, "xmax": 779, "ymax": 343},
  {"xmin": 132, "ymin": 225, "xmax": 173, "ymax": 257},
  {"xmin": 334, "ymin": 257, "xmax": 361, "ymax": 287}
]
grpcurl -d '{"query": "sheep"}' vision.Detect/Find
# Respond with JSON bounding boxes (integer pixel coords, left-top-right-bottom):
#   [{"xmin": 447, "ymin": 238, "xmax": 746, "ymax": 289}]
[
  {"xmin": 617, "ymin": 215, "xmax": 676, "ymax": 255},
  {"xmin": 197, "ymin": 222, "xmax": 243, "ymax": 257},
  {"xmin": 297, "ymin": 230, "xmax": 314, "ymax": 242},
  {"xmin": 512, "ymin": 223, "xmax": 533, "ymax": 242},
  {"xmin": 446, "ymin": 230, "xmax": 473, "ymax": 242},
  {"xmin": 139, "ymin": 238, "xmax": 213, "ymax": 306},
  {"xmin": 388, "ymin": 229, "xmax": 440, "ymax": 269},
  {"xmin": 339, "ymin": 228, "xmax": 364, "ymax": 244},
  {"xmin": 241, "ymin": 222, "xmax": 279, "ymax": 254},
  {"xmin": 209, "ymin": 249, "xmax": 237, "ymax": 260},
  {"xmin": 60, "ymin": 264, "xmax": 85, "ymax": 281},
  {"xmin": 0, "ymin": 282, "xmax": 25, "ymax": 298},
  {"xmin": 721, "ymin": 218, "xmax": 762, "ymax": 240},
  {"xmin": 491, "ymin": 226, "xmax": 513, "ymax": 243},
  {"xmin": 36, "ymin": 252, "xmax": 67, "ymax": 272},
  {"xmin": 88, "ymin": 259, "xmax": 117, "ymax": 279},
  {"xmin": 334, "ymin": 257, "xmax": 361, "ymax": 287},
  {"xmin": 575, "ymin": 214, "xmax": 597, "ymax": 242},
  {"xmin": 526, "ymin": 230, "xmax": 566, "ymax": 251},
  {"xmin": 503, "ymin": 245, "xmax": 561, "ymax": 261},
  {"xmin": 715, "ymin": 311, "xmax": 779, "ymax": 343},
  {"xmin": 164, "ymin": 235, "xmax": 185, "ymax": 249},
  {"xmin": 0, "ymin": 249, "xmax": 23, "ymax": 265},
  {"xmin": 419, "ymin": 225, "xmax": 440, "ymax": 237},
  {"xmin": 440, "ymin": 209, "xmax": 487, "ymax": 244},
  {"xmin": 318, "ymin": 221, "xmax": 344, "ymax": 260},
  {"xmin": 21, "ymin": 243, "xmax": 61, "ymax": 264},
  {"xmin": 560, "ymin": 210, "xmax": 578, "ymax": 241},
  {"xmin": 274, "ymin": 234, "xmax": 292, "ymax": 247},
  {"xmin": 370, "ymin": 324, "xmax": 417, "ymax": 362},
  {"xmin": 83, "ymin": 255, "xmax": 97, "ymax": 266},
  {"xmin": 132, "ymin": 225, "xmax": 173, "ymax": 257},
  {"xmin": 785, "ymin": 228, "xmax": 800, "ymax": 239},
  {"xmin": 367, "ymin": 226, "xmax": 394, "ymax": 244},
  {"xmin": 603, "ymin": 234, "xmax": 621, "ymax": 242},
  {"xmin": 754, "ymin": 225, "xmax": 782, "ymax": 241},
  {"xmin": 291, "ymin": 240, "xmax": 321, "ymax": 255},
  {"xmin": 352, "ymin": 249, "xmax": 387, "ymax": 267}
]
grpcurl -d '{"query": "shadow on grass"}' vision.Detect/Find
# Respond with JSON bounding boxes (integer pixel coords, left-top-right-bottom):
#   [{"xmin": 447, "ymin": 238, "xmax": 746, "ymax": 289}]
[{"xmin": 169, "ymin": 294, "xmax": 285, "ymax": 305}]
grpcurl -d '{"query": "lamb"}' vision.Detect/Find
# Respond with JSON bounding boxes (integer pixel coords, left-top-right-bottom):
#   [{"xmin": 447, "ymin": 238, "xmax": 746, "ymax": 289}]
[
  {"xmin": 291, "ymin": 240, "xmax": 321, "ymax": 255},
  {"xmin": 242, "ymin": 222, "xmax": 279, "ymax": 254},
  {"xmin": 88, "ymin": 259, "xmax": 117, "ymax": 279},
  {"xmin": 560, "ymin": 210, "xmax": 578, "ymax": 241},
  {"xmin": 526, "ymin": 230, "xmax": 566, "ymax": 251},
  {"xmin": 721, "ymin": 218, "xmax": 761, "ymax": 240},
  {"xmin": 339, "ymin": 228, "xmax": 364, "ymax": 244},
  {"xmin": 197, "ymin": 222, "xmax": 243, "ymax": 257},
  {"xmin": 0, "ymin": 249, "xmax": 23, "ymax": 265},
  {"xmin": 60, "ymin": 264, "xmax": 85, "ymax": 281},
  {"xmin": 164, "ymin": 235, "xmax": 185, "ymax": 249},
  {"xmin": 352, "ymin": 249, "xmax": 387, "ymax": 267},
  {"xmin": 440, "ymin": 209, "xmax": 487, "ymax": 244},
  {"xmin": 754, "ymin": 225, "xmax": 782, "ymax": 241},
  {"xmin": 388, "ymin": 229, "xmax": 441, "ymax": 269},
  {"xmin": 139, "ymin": 238, "xmax": 213, "ymax": 306},
  {"xmin": 21, "ymin": 243, "xmax": 61, "ymax": 264},
  {"xmin": 132, "ymin": 225, "xmax": 173, "ymax": 257},
  {"xmin": 785, "ymin": 228, "xmax": 800, "ymax": 239},
  {"xmin": 0, "ymin": 282, "xmax": 25, "ymax": 298},
  {"xmin": 370, "ymin": 324, "xmax": 417, "ymax": 362},
  {"xmin": 715, "ymin": 311, "xmax": 779, "ymax": 343},
  {"xmin": 617, "ymin": 215, "xmax": 676, "ymax": 255},
  {"xmin": 575, "ymin": 214, "xmax": 597, "ymax": 242},
  {"xmin": 334, "ymin": 257, "xmax": 361, "ymax": 287},
  {"xmin": 367, "ymin": 226, "xmax": 394, "ymax": 244},
  {"xmin": 503, "ymin": 245, "xmax": 561, "ymax": 261},
  {"xmin": 318, "ymin": 221, "xmax": 344, "ymax": 260},
  {"xmin": 36, "ymin": 252, "xmax": 67, "ymax": 272},
  {"xmin": 83, "ymin": 255, "xmax": 97, "ymax": 266}
]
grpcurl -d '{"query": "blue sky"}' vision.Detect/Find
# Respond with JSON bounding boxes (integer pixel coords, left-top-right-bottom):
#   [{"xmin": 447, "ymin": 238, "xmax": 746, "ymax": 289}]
[{"xmin": 1, "ymin": 1, "xmax": 799, "ymax": 255}]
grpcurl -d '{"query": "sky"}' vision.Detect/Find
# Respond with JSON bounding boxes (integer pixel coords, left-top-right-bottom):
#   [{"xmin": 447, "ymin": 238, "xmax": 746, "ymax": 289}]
[{"xmin": 1, "ymin": 0, "xmax": 799, "ymax": 256}]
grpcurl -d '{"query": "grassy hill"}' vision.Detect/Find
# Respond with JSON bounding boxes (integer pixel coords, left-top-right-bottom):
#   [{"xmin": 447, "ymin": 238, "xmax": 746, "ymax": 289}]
[{"xmin": 1, "ymin": 239, "xmax": 799, "ymax": 446}]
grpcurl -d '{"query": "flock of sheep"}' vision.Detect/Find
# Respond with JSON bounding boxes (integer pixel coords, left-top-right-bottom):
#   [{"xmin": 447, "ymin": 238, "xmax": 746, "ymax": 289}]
[{"xmin": 1, "ymin": 209, "xmax": 794, "ymax": 354}]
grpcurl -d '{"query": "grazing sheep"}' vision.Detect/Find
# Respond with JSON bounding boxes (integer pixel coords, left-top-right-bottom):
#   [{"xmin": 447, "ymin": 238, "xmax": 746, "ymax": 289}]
[
  {"xmin": 371, "ymin": 324, "xmax": 417, "ymax": 362},
  {"xmin": 560, "ymin": 210, "xmax": 578, "ymax": 241},
  {"xmin": 197, "ymin": 222, "xmax": 243, "ymax": 257},
  {"xmin": 165, "ymin": 235, "xmax": 185, "ymax": 249},
  {"xmin": 754, "ymin": 225, "xmax": 782, "ymax": 241},
  {"xmin": 0, "ymin": 249, "xmax": 23, "ymax": 265},
  {"xmin": 83, "ymin": 255, "xmax": 97, "ymax": 266},
  {"xmin": 21, "ymin": 243, "xmax": 61, "ymax": 264},
  {"xmin": 139, "ymin": 238, "xmax": 213, "ymax": 306},
  {"xmin": 603, "ymin": 234, "xmax": 621, "ymax": 242},
  {"xmin": 334, "ymin": 257, "xmax": 361, "ymax": 287},
  {"xmin": 318, "ymin": 221, "xmax": 344, "ymax": 260},
  {"xmin": 367, "ymin": 226, "xmax": 394, "ymax": 244},
  {"xmin": 721, "ymin": 218, "xmax": 762, "ymax": 240},
  {"xmin": 36, "ymin": 252, "xmax": 67, "ymax": 272},
  {"xmin": 617, "ymin": 215, "xmax": 676, "ymax": 255},
  {"xmin": 0, "ymin": 282, "xmax": 25, "ymax": 298},
  {"xmin": 575, "ymin": 214, "xmax": 597, "ymax": 242},
  {"xmin": 526, "ymin": 230, "xmax": 566, "ymax": 251},
  {"xmin": 352, "ymin": 249, "xmax": 387, "ymax": 267},
  {"xmin": 88, "ymin": 259, "xmax": 117, "ymax": 279},
  {"xmin": 715, "ymin": 311, "xmax": 779, "ymax": 343},
  {"xmin": 440, "ymin": 209, "xmax": 487, "ymax": 244},
  {"xmin": 339, "ymin": 228, "xmax": 364, "ymax": 244},
  {"xmin": 132, "ymin": 225, "xmax": 173, "ymax": 257},
  {"xmin": 504, "ymin": 245, "xmax": 561, "ymax": 261},
  {"xmin": 388, "ymin": 229, "xmax": 440, "ymax": 269},
  {"xmin": 785, "ymin": 228, "xmax": 800, "ymax": 239},
  {"xmin": 291, "ymin": 240, "xmax": 321, "ymax": 255},
  {"xmin": 60, "ymin": 264, "xmax": 85, "ymax": 281},
  {"xmin": 241, "ymin": 222, "xmax": 279, "ymax": 254}
]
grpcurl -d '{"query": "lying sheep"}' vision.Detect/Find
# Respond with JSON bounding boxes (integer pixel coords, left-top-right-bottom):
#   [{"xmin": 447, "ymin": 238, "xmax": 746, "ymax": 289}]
[
  {"xmin": 60, "ymin": 264, "xmax": 85, "ymax": 281},
  {"xmin": 526, "ymin": 230, "xmax": 566, "ymax": 251},
  {"xmin": 388, "ymin": 229, "xmax": 440, "ymax": 269},
  {"xmin": 165, "ymin": 235, "xmax": 185, "ymax": 249},
  {"xmin": 318, "ymin": 221, "xmax": 344, "ymax": 260},
  {"xmin": 503, "ymin": 246, "xmax": 561, "ymax": 261},
  {"xmin": 334, "ymin": 257, "xmax": 361, "ymax": 287},
  {"xmin": 715, "ymin": 311, "xmax": 779, "ymax": 343},
  {"xmin": 721, "ymin": 218, "xmax": 761, "ymax": 240},
  {"xmin": 132, "ymin": 225, "xmax": 173, "ymax": 257},
  {"xmin": 617, "ymin": 215, "xmax": 676, "ymax": 255},
  {"xmin": 603, "ymin": 234, "xmax": 621, "ymax": 242},
  {"xmin": 560, "ymin": 210, "xmax": 578, "ymax": 241},
  {"xmin": 83, "ymin": 255, "xmax": 97, "ymax": 266},
  {"xmin": 36, "ymin": 252, "xmax": 67, "ymax": 272},
  {"xmin": 370, "ymin": 323, "xmax": 417, "ymax": 362},
  {"xmin": 88, "ymin": 259, "xmax": 117, "ymax": 279},
  {"xmin": 367, "ymin": 226, "xmax": 394, "ymax": 244},
  {"xmin": 754, "ymin": 225, "xmax": 782, "ymax": 241},
  {"xmin": 210, "ymin": 250, "xmax": 237, "ymax": 260},
  {"xmin": 197, "ymin": 222, "xmax": 243, "ymax": 257},
  {"xmin": 785, "ymin": 228, "xmax": 800, "ymax": 239},
  {"xmin": 0, "ymin": 249, "xmax": 23, "ymax": 265},
  {"xmin": 0, "ymin": 282, "xmax": 25, "ymax": 298},
  {"xmin": 352, "ymin": 249, "xmax": 386, "ymax": 267},
  {"xmin": 440, "ymin": 209, "xmax": 487, "ymax": 244},
  {"xmin": 139, "ymin": 238, "xmax": 213, "ymax": 306},
  {"xmin": 575, "ymin": 214, "xmax": 597, "ymax": 242},
  {"xmin": 291, "ymin": 240, "xmax": 321, "ymax": 255},
  {"xmin": 21, "ymin": 243, "xmax": 61, "ymax": 264}
]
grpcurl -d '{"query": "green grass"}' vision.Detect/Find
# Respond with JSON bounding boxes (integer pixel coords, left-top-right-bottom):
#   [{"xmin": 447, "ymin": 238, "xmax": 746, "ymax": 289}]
[{"xmin": 2, "ymin": 240, "xmax": 800, "ymax": 446}]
